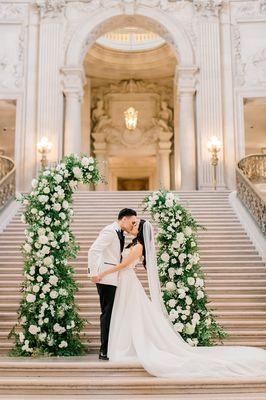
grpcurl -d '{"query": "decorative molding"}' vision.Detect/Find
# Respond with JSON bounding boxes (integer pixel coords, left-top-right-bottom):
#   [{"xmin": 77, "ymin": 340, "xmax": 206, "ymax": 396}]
[
  {"xmin": 0, "ymin": 3, "xmax": 26, "ymax": 20},
  {"xmin": 61, "ymin": 67, "xmax": 85, "ymax": 98},
  {"xmin": 193, "ymin": 0, "xmax": 222, "ymax": 18},
  {"xmin": 0, "ymin": 25, "xmax": 25, "ymax": 90},
  {"xmin": 231, "ymin": 0, "xmax": 266, "ymax": 19},
  {"xmin": 36, "ymin": 0, "xmax": 66, "ymax": 19},
  {"xmin": 176, "ymin": 66, "xmax": 198, "ymax": 93}
]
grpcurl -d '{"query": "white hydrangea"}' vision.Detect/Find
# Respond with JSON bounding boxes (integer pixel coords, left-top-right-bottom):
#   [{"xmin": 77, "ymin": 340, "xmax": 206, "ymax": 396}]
[
  {"xmin": 174, "ymin": 322, "xmax": 184, "ymax": 332},
  {"xmin": 55, "ymin": 174, "xmax": 63, "ymax": 183},
  {"xmin": 53, "ymin": 203, "xmax": 61, "ymax": 212},
  {"xmin": 185, "ymin": 323, "xmax": 195, "ymax": 335},
  {"xmin": 184, "ymin": 226, "xmax": 193, "ymax": 236},
  {"xmin": 167, "ymin": 267, "xmax": 176, "ymax": 279},
  {"xmin": 43, "ymin": 256, "xmax": 53, "ymax": 266},
  {"xmin": 197, "ymin": 290, "xmax": 204, "ymax": 300},
  {"xmin": 23, "ymin": 243, "xmax": 32, "ymax": 253}
]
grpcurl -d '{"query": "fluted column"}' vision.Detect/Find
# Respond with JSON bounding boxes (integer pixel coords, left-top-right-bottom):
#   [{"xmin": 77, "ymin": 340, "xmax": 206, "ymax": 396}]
[
  {"xmin": 177, "ymin": 66, "xmax": 198, "ymax": 190},
  {"xmin": 36, "ymin": 2, "xmax": 64, "ymax": 163},
  {"xmin": 194, "ymin": 0, "xmax": 225, "ymax": 189},
  {"xmin": 62, "ymin": 68, "xmax": 85, "ymax": 155}
]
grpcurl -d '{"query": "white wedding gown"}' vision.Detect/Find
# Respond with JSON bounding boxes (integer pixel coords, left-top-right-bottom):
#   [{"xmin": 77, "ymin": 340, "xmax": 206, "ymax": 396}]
[{"xmin": 108, "ymin": 248, "xmax": 266, "ymax": 378}]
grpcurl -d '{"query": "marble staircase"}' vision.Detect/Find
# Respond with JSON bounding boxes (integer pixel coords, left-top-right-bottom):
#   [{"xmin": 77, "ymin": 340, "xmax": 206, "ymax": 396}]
[{"xmin": 0, "ymin": 190, "xmax": 266, "ymax": 398}]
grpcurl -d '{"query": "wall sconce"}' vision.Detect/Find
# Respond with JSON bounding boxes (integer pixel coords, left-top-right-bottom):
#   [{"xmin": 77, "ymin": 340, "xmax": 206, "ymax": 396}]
[
  {"xmin": 37, "ymin": 137, "xmax": 52, "ymax": 169},
  {"xmin": 207, "ymin": 136, "xmax": 222, "ymax": 190},
  {"xmin": 124, "ymin": 107, "xmax": 138, "ymax": 130}
]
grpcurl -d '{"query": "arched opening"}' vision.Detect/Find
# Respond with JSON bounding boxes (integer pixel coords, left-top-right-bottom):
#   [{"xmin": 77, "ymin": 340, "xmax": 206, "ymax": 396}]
[{"xmin": 63, "ymin": 10, "xmax": 197, "ymax": 190}]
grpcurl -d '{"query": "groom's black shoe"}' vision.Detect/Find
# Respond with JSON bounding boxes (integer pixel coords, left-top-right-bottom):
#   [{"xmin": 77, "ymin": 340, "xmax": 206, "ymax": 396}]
[{"xmin": 99, "ymin": 352, "xmax": 109, "ymax": 361}]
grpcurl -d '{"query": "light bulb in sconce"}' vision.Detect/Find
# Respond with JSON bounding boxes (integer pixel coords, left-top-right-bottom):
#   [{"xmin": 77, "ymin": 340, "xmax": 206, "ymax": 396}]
[
  {"xmin": 37, "ymin": 137, "xmax": 52, "ymax": 169},
  {"xmin": 207, "ymin": 136, "xmax": 222, "ymax": 190},
  {"xmin": 124, "ymin": 107, "xmax": 138, "ymax": 130}
]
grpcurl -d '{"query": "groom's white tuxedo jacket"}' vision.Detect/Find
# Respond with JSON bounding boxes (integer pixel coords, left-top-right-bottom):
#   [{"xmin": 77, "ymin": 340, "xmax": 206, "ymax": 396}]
[{"xmin": 88, "ymin": 221, "xmax": 121, "ymax": 286}]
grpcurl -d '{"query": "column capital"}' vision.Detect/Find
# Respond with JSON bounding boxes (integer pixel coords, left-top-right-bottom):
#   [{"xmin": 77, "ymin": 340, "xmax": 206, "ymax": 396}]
[
  {"xmin": 175, "ymin": 65, "xmax": 198, "ymax": 94},
  {"xmin": 61, "ymin": 67, "xmax": 86, "ymax": 98}
]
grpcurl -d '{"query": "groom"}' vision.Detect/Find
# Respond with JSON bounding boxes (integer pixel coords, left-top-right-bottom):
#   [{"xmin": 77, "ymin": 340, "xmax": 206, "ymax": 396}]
[{"xmin": 88, "ymin": 208, "xmax": 138, "ymax": 360}]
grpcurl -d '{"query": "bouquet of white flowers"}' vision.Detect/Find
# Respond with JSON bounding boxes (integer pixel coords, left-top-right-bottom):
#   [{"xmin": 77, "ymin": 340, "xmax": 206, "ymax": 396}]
[
  {"xmin": 9, "ymin": 154, "xmax": 100, "ymax": 356},
  {"xmin": 144, "ymin": 190, "xmax": 227, "ymax": 346}
]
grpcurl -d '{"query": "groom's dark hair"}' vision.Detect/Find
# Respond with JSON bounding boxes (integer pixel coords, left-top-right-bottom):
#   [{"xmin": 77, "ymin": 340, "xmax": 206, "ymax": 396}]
[{"xmin": 118, "ymin": 208, "xmax": 137, "ymax": 220}]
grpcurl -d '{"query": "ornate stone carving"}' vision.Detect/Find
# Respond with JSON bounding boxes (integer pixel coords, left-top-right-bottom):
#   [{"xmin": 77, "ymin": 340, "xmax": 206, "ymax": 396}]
[
  {"xmin": 36, "ymin": 0, "xmax": 66, "ymax": 19},
  {"xmin": 244, "ymin": 47, "xmax": 266, "ymax": 86},
  {"xmin": 0, "ymin": 26, "xmax": 25, "ymax": 90},
  {"xmin": 193, "ymin": 0, "xmax": 222, "ymax": 17},
  {"xmin": 232, "ymin": 0, "xmax": 266, "ymax": 18},
  {"xmin": 236, "ymin": 154, "xmax": 266, "ymax": 236},
  {"xmin": 61, "ymin": 67, "xmax": 85, "ymax": 98},
  {"xmin": 0, "ymin": 156, "xmax": 16, "ymax": 211},
  {"xmin": 0, "ymin": 4, "xmax": 26, "ymax": 20}
]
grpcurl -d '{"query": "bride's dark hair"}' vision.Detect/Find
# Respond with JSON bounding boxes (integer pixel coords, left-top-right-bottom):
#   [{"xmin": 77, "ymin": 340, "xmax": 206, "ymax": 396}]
[{"xmin": 126, "ymin": 219, "xmax": 146, "ymax": 268}]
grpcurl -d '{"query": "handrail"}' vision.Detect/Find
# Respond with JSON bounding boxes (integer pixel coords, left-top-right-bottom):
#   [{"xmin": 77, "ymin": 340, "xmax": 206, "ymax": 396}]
[
  {"xmin": 236, "ymin": 154, "xmax": 266, "ymax": 236},
  {"xmin": 0, "ymin": 156, "xmax": 16, "ymax": 210}
]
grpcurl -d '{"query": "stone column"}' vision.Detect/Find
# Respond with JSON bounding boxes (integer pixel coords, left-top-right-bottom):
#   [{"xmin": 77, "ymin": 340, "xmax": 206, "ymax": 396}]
[
  {"xmin": 177, "ymin": 66, "xmax": 198, "ymax": 190},
  {"xmin": 92, "ymin": 134, "xmax": 108, "ymax": 191},
  {"xmin": 36, "ymin": 1, "xmax": 65, "ymax": 164},
  {"xmin": 20, "ymin": 5, "xmax": 39, "ymax": 190},
  {"xmin": 62, "ymin": 68, "xmax": 85, "ymax": 156},
  {"xmin": 157, "ymin": 131, "xmax": 173, "ymax": 190},
  {"xmin": 173, "ymin": 77, "xmax": 181, "ymax": 190},
  {"xmin": 194, "ymin": 0, "xmax": 226, "ymax": 189}
]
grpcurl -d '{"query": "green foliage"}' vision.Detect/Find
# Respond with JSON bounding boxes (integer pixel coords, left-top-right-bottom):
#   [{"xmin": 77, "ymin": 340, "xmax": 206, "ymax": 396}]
[
  {"xmin": 9, "ymin": 154, "xmax": 100, "ymax": 356},
  {"xmin": 144, "ymin": 190, "xmax": 227, "ymax": 346}
]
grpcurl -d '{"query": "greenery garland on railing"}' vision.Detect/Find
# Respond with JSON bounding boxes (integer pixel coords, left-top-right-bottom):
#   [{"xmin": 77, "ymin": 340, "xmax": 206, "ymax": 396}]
[
  {"xmin": 9, "ymin": 154, "xmax": 100, "ymax": 356},
  {"xmin": 144, "ymin": 190, "xmax": 227, "ymax": 346}
]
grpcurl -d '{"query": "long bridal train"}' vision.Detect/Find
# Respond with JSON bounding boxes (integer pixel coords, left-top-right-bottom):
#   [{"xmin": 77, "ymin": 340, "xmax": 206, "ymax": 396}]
[{"xmin": 108, "ymin": 245, "xmax": 266, "ymax": 379}]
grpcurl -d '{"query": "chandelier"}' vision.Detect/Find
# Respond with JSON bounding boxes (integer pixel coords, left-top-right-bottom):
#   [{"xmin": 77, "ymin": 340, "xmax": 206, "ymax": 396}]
[{"xmin": 124, "ymin": 107, "xmax": 138, "ymax": 130}]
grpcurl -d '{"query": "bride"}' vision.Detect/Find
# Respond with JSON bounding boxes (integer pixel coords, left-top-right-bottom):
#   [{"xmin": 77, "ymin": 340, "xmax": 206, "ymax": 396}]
[{"xmin": 95, "ymin": 219, "xmax": 266, "ymax": 378}]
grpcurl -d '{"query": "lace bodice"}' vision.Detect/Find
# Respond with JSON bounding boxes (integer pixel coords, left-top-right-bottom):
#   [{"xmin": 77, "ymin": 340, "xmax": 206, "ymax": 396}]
[{"xmin": 122, "ymin": 247, "xmax": 140, "ymax": 270}]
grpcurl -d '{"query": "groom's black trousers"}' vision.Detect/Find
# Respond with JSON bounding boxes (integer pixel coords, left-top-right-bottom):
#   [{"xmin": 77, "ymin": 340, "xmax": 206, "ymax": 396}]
[{"xmin": 96, "ymin": 283, "xmax": 116, "ymax": 355}]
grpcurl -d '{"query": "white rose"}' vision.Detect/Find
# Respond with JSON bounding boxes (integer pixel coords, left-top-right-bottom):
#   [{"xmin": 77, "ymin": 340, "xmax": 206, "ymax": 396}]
[
  {"xmin": 178, "ymin": 253, "xmax": 186, "ymax": 264},
  {"xmin": 32, "ymin": 284, "xmax": 40, "ymax": 293},
  {"xmin": 62, "ymin": 200, "xmax": 69, "ymax": 209},
  {"xmin": 81, "ymin": 157, "xmax": 90, "ymax": 167},
  {"xmin": 73, "ymin": 166, "xmax": 82, "ymax": 179},
  {"xmin": 185, "ymin": 296, "xmax": 192, "ymax": 305},
  {"xmin": 185, "ymin": 323, "xmax": 195, "ymax": 335},
  {"xmin": 59, "ymin": 340, "xmax": 68, "ymax": 348},
  {"xmin": 28, "ymin": 325, "xmax": 39, "ymax": 335},
  {"xmin": 187, "ymin": 277, "xmax": 195, "ymax": 286},
  {"xmin": 31, "ymin": 208, "xmax": 37, "ymax": 215},
  {"xmin": 53, "ymin": 203, "xmax": 61, "ymax": 212},
  {"xmin": 167, "ymin": 267, "xmax": 176, "ymax": 279},
  {"xmin": 26, "ymin": 293, "xmax": 36, "ymax": 303},
  {"xmin": 193, "ymin": 313, "xmax": 200, "ymax": 324},
  {"xmin": 19, "ymin": 332, "xmax": 25, "ymax": 343},
  {"xmin": 161, "ymin": 253, "xmax": 170, "ymax": 263},
  {"xmin": 195, "ymin": 278, "xmax": 204, "ymax": 287},
  {"xmin": 43, "ymin": 187, "xmax": 50, "ymax": 194},
  {"xmin": 31, "ymin": 179, "xmax": 38, "ymax": 188},
  {"xmin": 197, "ymin": 290, "xmax": 204, "ymax": 300},
  {"xmin": 37, "ymin": 275, "xmax": 43, "ymax": 282},
  {"xmin": 43, "ymin": 256, "xmax": 52, "ymax": 266},
  {"xmin": 39, "ymin": 235, "xmax": 48, "ymax": 245},
  {"xmin": 59, "ymin": 212, "xmax": 66, "ymax": 220},
  {"xmin": 42, "ymin": 283, "xmax": 51, "ymax": 293},
  {"xmin": 55, "ymin": 174, "xmax": 63, "ymax": 183},
  {"xmin": 184, "ymin": 226, "xmax": 193, "ymax": 236},
  {"xmin": 174, "ymin": 322, "xmax": 184, "ymax": 332},
  {"xmin": 49, "ymin": 275, "xmax": 58, "ymax": 286},
  {"xmin": 38, "ymin": 332, "xmax": 47, "ymax": 342},
  {"xmin": 39, "ymin": 266, "xmax": 48, "ymax": 275},
  {"xmin": 50, "ymin": 290, "xmax": 58, "ymax": 299},
  {"xmin": 23, "ymin": 243, "xmax": 32, "ymax": 253},
  {"xmin": 88, "ymin": 165, "xmax": 94, "ymax": 171},
  {"xmin": 166, "ymin": 281, "xmax": 176, "ymax": 292},
  {"xmin": 168, "ymin": 299, "xmax": 177, "ymax": 308}
]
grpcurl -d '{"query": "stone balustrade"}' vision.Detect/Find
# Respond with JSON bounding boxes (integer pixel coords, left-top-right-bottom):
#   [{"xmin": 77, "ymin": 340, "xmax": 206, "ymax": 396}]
[{"xmin": 0, "ymin": 156, "xmax": 16, "ymax": 211}]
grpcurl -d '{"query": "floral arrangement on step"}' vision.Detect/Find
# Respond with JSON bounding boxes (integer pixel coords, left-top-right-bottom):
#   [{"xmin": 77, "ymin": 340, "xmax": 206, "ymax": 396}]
[
  {"xmin": 144, "ymin": 190, "xmax": 227, "ymax": 346},
  {"xmin": 9, "ymin": 154, "xmax": 100, "ymax": 356}
]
